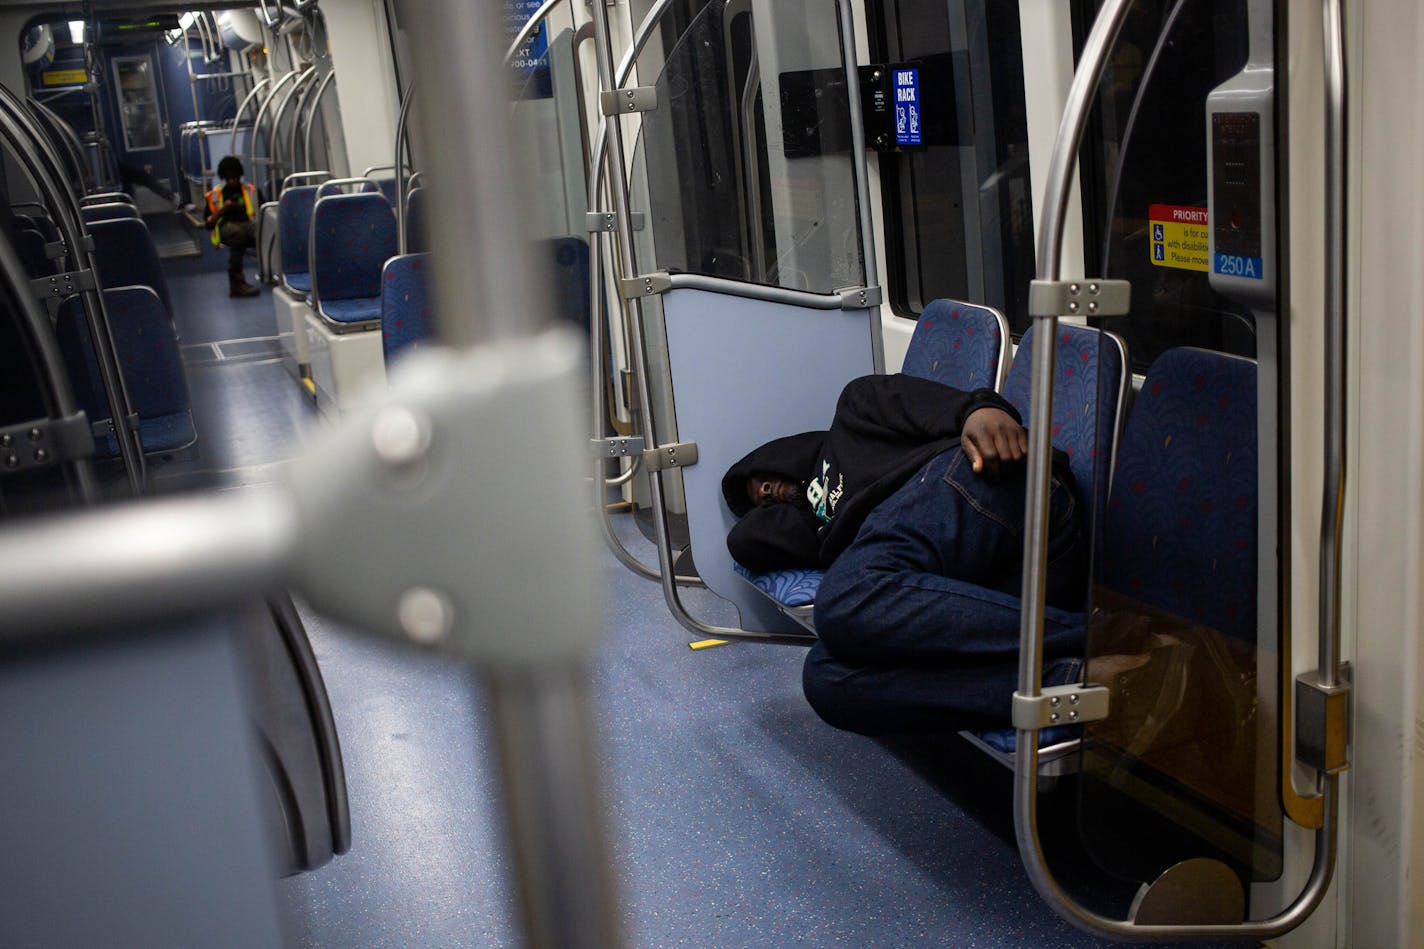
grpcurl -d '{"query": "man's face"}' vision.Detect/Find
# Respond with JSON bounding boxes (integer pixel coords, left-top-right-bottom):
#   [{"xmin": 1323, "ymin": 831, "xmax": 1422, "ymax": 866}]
[
  {"xmin": 224, "ymin": 175, "xmax": 242, "ymax": 188},
  {"xmin": 746, "ymin": 473, "xmax": 799, "ymax": 508}
]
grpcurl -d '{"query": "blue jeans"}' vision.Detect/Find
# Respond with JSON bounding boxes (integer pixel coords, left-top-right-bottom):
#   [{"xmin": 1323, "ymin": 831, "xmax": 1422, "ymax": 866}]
[{"xmin": 804, "ymin": 447, "xmax": 1088, "ymax": 734}]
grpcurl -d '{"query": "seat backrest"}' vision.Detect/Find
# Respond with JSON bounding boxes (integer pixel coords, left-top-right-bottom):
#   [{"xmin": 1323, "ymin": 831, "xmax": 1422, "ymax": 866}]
[
  {"xmin": 900, "ymin": 298, "xmax": 1008, "ymax": 391},
  {"xmin": 55, "ymin": 286, "xmax": 190, "ymax": 445},
  {"xmin": 279, "ymin": 186, "xmax": 320, "ymax": 277},
  {"xmin": 80, "ymin": 202, "xmax": 140, "ymax": 223},
  {"xmin": 28, "ymin": 214, "xmax": 60, "ymax": 245},
  {"xmin": 405, "ymin": 186, "xmax": 428, "ymax": 254},
  {"xmin": 369, "ymin": 176, "xmax": 398, "ymax": 206},
  {"xmin": 1102, "ymin": 348, "xmax": 1257, "ymax": 641},
  {"xmin": 1002, "ymin": 323, "xmax": 1128, "ymax": 527},
  {"xmin": 15, "ymin": 227, "xmax": 54, "ymax": 278},
  {"xmin": 87, "ymin": 218, "xmax": 174, "ymax": 321},
  {"xmin": 310, "ymin": 193, "xmax": 397, "ymax": 304},
  {"xmin": 316, "ymin": 179, "xmax": 378, "ymax": 199},
  {"xmin": 380, "ymin": 253, "xmax": 432, "ymax": 360}
]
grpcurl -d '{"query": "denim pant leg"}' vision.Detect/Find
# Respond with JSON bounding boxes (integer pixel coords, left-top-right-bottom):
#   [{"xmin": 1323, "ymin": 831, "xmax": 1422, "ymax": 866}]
[
  {"xmin": 802, "ymin": 640, "xmax": 1023, "ymax": 733},
  {"xmin": 813, "ymin": 447, "xmax": 1087, "ymax": 668}
]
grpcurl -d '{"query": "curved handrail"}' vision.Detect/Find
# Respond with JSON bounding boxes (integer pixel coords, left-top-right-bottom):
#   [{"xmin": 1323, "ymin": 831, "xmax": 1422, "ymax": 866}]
[
  {"xmin": 248, "ymin": 68, "xmax": 309, "ymax": 195},
  {"xmin": 273, "ymin": 67, "xmax": 321, "ymax": 188},
  {"xmin": 585, "ymin": 0, "xmax": 719, "ymax": 583},
  {"xmin": 393, "ymin": 82, "xmax": 417, "ymax": 255},
  {"xmin": 1008, "ymin": 0, "xmax": 1345, "ymax": 939},
  {"xmin": 0, "ymin": 87, "xmax": 145, "ymax": 490},
  {"xmin": 229, "ymin": 75, "xmax": 273, "ymax": 145},
  {"xmin": 0, "ymin": 224, "xmax": 97, "ymax": 501},
  {"xmin": 301, "ymin": 69, "xmax": 339, "ymax": 171}
]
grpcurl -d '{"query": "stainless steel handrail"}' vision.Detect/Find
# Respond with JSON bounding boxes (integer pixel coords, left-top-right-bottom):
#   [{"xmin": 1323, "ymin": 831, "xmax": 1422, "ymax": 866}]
[
  {"xmin": 505, "ymin": 0, "xmax": 564, "ymax": 64},
  {"xmin": 301, "ymin": 69, "xmax": 339, "ymax": 171},
  {"xmin": 1008, "ymin": 0, "xmax": 1345, "ymax": 938},
  {"xmin": 0, "ymin": 213, "xmax": 96, "ymax": 502},
  {"xmin": 393, "ymin": 82, "xmax": 416, "ymax": 255},
  {"xmin": 0, "ymin": 86, "xmax": 146, "ymax": 491},
  {"xmin": 398, "ymin": 2, "xmax": 622, "ymax": 943},
  {"xmin": 273, "ymin": 67, "xmax": 321, "ymax": 186},
  {"xmin": 248, "ymin": 68, "xmax": 308, "ymax": 195},
  {"xmin": 229, "ymin": 76, "xmax": 272, "ymax": 147}
]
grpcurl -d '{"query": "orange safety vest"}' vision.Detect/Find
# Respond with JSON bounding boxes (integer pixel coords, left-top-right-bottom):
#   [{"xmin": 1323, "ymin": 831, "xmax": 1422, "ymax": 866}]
[{"xmin": 206, "ymin": 181, "xmax": 257, "ymax": 246}]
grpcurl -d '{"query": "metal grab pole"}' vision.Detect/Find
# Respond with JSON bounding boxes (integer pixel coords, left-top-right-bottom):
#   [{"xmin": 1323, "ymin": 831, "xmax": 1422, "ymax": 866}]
[
  {"xmin": 301, "ymin": 69, "xmax": 338, "ymax": 171},
  {"xmin": 1008, "ymin": 0, "xmax": 1345, "ymax": 940},
  {"xmin": 393, "ymin": 82, "xmax": 415, "ymax": 255},
  {"xmin": 396, "ymin": 0, "xmax": 621, "ymax": 944}
]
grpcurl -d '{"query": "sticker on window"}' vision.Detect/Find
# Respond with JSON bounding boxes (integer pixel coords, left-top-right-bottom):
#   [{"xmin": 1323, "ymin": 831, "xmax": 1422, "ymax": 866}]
[{"xmin": 1148, "ymin": 204, "xmax": 1209, "ymax": 273}]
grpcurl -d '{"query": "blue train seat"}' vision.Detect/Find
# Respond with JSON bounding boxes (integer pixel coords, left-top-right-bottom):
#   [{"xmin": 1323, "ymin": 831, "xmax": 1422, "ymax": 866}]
[
  {"xmin": 15, "ymin": 226, "xmax": 54, "ymax": 278},
  {"xmin": 369, "ymin": 176, "xmax": 398, "ymax": 206},
  {"xmin": 55, "ymin": 286, "xmax": 196, "ymax": 456},
  {"xmin": 309, "ymin": 192, "xmax": 397, "ymax": 329},
  {"xmin": 87, "ymin": 217, "xmax": 176, "ymax": 324},
  {"xmin": 278, "ymin": 185, "xmax": 320, "ymax": 295},
  {"xmin": 900, "ymin": 298, "xmax": 1010, "ymax": 391},
  {"xmin": 1102, "ymin": 347, "xmax": 1258, "ymax": 640},
  {"xmin": 1001, "ymin": 322, "xmax": 1129, "ymax": 538},
  {"xmin": 380, "ymin": 252, "xmax": 432, "ymax": 360},
  {"xmin": 27, "ymin": 213, "xmax": 60, "ymax": 245},
  {"xmin": 405, "ymin": 186, "xmax": 428, "ymax": 253},
  {"xmin": 733, "ymin": 300, "xmax": 1012, "ymax": 625},
  {"xmin": 80, "ymin": 202, "xmax": 140, "ymax": 223}
]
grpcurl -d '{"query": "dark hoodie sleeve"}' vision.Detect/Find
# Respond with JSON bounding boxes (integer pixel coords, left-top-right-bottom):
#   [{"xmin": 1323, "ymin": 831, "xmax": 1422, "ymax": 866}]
[
  {"xmin": 833, "ymin": 374, "xmax": 1019, "ymax": 444},
  {"xmin": 727, "ymin": 503, "xmax": 823, "ymax": 572}
]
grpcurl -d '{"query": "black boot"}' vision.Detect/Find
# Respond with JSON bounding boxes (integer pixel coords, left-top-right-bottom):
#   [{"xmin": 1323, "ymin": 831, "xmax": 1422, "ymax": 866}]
[{"xmin": 229, "ymin": 272, "xmax": 260, "ymax": 298}]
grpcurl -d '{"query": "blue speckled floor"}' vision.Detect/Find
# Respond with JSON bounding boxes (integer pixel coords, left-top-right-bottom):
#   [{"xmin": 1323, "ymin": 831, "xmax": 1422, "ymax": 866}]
[{"xmin": 272, "ymin": 519, "xmax": 1251, "ymax": 949}]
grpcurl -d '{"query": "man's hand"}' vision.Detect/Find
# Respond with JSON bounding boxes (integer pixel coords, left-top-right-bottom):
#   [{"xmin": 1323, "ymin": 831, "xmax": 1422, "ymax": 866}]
[{"xmin": 961, "ymin": 406, "xmax": 1027, "ymax": 477}]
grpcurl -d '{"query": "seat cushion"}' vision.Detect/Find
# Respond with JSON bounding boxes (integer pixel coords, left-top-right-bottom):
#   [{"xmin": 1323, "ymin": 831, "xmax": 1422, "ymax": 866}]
[
  {"xmin": 320, "ymin": 297, "xmax": 382, "ymax": 324},
  {"xmin": 283, "ymin": 272, "xmax": 311, "ymax": 294},
  {"xmin": 733, "ymin": 562, "xmax": 824, "ymax": 608}
]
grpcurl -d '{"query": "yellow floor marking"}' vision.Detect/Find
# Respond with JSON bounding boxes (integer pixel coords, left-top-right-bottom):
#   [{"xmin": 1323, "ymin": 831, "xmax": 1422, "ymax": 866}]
[{"xmin": 688, "ymin": 638, "xmax": 730, "ymax": 650}]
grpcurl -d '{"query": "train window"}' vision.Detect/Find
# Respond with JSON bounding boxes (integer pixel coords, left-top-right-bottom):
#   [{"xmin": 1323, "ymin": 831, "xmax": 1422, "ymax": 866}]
[
  {"xmin": 864, "ymin": 0, "xmax": 1035, "ymax": 325},
  {"xmin": 627, "ymin": 0, "xmax": 865, "ymax": 293},
  {"xmin": 1073, "ymin": 0, "xmax": 1257, "ymax": 370}
]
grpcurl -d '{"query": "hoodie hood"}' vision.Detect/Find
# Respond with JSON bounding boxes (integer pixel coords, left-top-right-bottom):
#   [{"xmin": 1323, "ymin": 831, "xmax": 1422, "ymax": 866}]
[{"xmin": 720, "ymin": 430, "xmax": 826, "ymax": 516}]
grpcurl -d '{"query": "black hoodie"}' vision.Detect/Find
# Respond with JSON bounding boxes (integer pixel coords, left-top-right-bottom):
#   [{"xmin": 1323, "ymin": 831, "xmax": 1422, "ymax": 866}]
[{"xmin": 721, "ymin": 374, "xmax": 1016, "ymax": 572}]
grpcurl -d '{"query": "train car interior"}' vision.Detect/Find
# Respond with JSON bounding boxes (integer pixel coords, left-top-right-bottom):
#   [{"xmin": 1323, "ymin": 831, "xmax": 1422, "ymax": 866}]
[{"xmin": 0, "ymin": 0, "xmax": 1422, "ymax": 946}]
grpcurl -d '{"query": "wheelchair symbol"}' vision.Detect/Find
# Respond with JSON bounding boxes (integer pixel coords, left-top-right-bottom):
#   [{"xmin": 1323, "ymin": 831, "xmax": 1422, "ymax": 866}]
[{"xmin": 1153, "ymin": 224, "xmax": 1164, "ymax": 241}]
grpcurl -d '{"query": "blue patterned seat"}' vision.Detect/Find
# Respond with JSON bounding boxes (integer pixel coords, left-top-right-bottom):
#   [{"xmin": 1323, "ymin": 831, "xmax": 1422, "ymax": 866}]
[
  {"xmin": 900, "ymin": 298, "xmax": 1008, "ymax": 391},
  {"xmin": 1001, "ymin": 323, "xmax": 1128, "ymax": 536},
  {"xmin": 737, "ymin": 298, "xmax": 1013, "ymax": 613},
  {"xmin": 733, "ymin": 562, "xmax": 824, "ymax": 607},
  {"xmin": 369, "ymin": 177, "xmax": 398, "ymax": 206},
  {"xmin": 1103, "ymin": 347, "xmax": 1258, "ymax": 641},
  {"xmin": 55, "ymin": 286, "xmax": 195, "ymax": 456},
  {"xmin": 309, "ymin": 193, "xmax": 397, "ymax": 329},
  {"xmin": 88, "ymin": 218, "xmax": 175, "ymax": 325},
  {"xmin": 279, "ymin": 186, "xmax": 319, "ymax": 296},
  {"xmin": 381, "ymin": 253, "xmax": 432, "ymax": 360}
]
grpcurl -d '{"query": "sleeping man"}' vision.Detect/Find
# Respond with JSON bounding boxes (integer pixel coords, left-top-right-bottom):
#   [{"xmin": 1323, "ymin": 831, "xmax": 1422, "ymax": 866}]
[{"xmin": 721, "ymin": 373, "xmax": 1092, "ymax": 734}]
